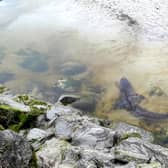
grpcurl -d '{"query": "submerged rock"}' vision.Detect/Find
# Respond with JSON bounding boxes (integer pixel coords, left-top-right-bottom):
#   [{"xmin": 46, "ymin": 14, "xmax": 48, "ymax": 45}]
[
  {"xmin": 17, "ymin": 49, "xmax": 48, "ymax": 73},
  {"xmin": 149, "ymin": 86, "xmax": 167, "ymax": 97},
  {"xmin": 58, "ymin": 94, "xmax": 80, "ymax": 105},
  {"xmin": 0, "ymin": 72, "xmax": 14, "ymax": 84},
  {"xmin": 59, "ymin": 61, "xmax": 87, "ymax": 76},
  {"xmin": 56, "ymin": 78, "xmax": 82, "ymax": 92},
  {"xmin": 0, "ymin": 130, "xmax": 33, "ymax": 168},
  {"xmin": 71, "ymin": 95, "xmax": 98, "ymax": 113}
]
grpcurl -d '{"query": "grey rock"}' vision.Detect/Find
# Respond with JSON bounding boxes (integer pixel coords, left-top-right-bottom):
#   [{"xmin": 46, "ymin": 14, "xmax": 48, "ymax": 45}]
[
  {"xmin": 46, "ymin": 104, "xmax": 77, "ymax": 120},
  {"xmin": 0, "ymin": 130, "xmax": 33, "ymax": 168},
  {"xmin": 113, "ymin": 122, "xmax": 153, "ymax": 142},
  {"xmin": 136, "ymin": 161, "xmax": 162, "ymax": 168},
  {"xmin": 0, "ymin": 94, "xmax": 30, "ymax": 112},
  {"xmin": 27, "ymin": 128, "xmax": 55, "ymax": 150},
  {"xmin": 115, "ymin": 137, "xmax": 168, "ymax": 167},
  {"xmin": 36, "ymin": 138, "xmax": 71, "ymax": 168},
  {"xmin": 27, "ymin": 128, "xmax": 48, "ymax": 141},
  {"xmin": 36, "ymin": 114, "xmax": 48, "ymax": 128},
  {"xmin": 36, "ymin": 138, "xmax": 115, "ymax": 168},
  {"xmin": 54, "ymin": 111, "xmax": 115, "ymax": 149},
  {"xmin": 37, "ymin": 104, "xmax": 168, "ymax": 168}
]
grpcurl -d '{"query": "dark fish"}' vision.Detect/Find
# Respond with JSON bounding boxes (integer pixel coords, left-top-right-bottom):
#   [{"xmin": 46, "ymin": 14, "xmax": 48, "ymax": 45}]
[{"xmin": 114, "ymin": 77, "xmax": 168, "ymax": 120}]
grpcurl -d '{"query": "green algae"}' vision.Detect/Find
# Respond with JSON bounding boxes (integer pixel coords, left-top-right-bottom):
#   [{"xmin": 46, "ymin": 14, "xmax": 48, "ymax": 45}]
[
  {"xmin": 137, "ymin": 161, "xmax": 161, "ymax": 168},
  {"xmin": 0, "ymin": 102, "xmax": 44, "ymax": 132},
  {"xmin": 120, "ymin": 132, "xmax": 142, "ymax": 141},
  {"xmin": 0, "ymin": 85, "xmax": 8, "ymax": 94},
  {"xmin": 0, "ymin": 125, "xmax": 4, "ymax": 130},
  {"xmin": 15, "ymin": 95, "xmax": 51, "ymax": 114},
  {"xmin": 29, "ymin": 151, "xmax": 38, "ymax": 168},
  {"xmin": 16, "ymin": 95, "xmax": 47, "ymax": 106},
  {"xmin": 0, "ymin": 94, "xmax": 51, "ymax": 132},
  {"xmin": 153, "ymin": 128, "xmax": 168, "ymax": 147}
]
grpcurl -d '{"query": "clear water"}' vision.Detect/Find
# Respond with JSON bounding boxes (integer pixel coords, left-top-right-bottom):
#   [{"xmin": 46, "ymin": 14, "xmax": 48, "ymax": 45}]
[{"xmin": 0, "ymin": 0, "xmax": 168, "ymax": 146}]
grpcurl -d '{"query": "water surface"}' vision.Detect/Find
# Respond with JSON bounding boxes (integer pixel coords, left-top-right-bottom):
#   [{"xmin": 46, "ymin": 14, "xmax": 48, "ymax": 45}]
[{"xmin": 0, "ymin": 0, "xmax": 168, "ymax": 146}]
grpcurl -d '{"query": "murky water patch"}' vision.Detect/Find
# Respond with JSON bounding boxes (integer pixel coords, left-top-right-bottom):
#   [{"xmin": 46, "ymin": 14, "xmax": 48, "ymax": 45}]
[{"xmin": 17, "ymin": 49, "xmax": 49, "ymax": 72}]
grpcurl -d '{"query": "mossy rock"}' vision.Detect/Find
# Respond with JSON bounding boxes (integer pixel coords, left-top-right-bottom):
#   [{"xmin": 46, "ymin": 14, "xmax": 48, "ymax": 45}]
[
  {"xmin": 0, "ymin": 103, "xmax": 44, "ymax": 132},
  {"xmin": 15, "ymin": 95, "xmax": 51, "ymax": 112},
  {"xmin": 15, "ymin": 95, "xmax": 47, "ymax": 106},
  {"xmin": 120, "ymin": 132, "xmax": 142, "ymax": 142},
  {"xmin": 137, "ymin": 161, "xmax": 161, "ymax": 168},
  {"xmin": 0, "ymin": 124, "xmax": 4, "ymax": 130},
  {"xmin": 29, "ymin": 151, "xmax": 38, "ymax": 168},
  {"xmin": 0, "ymin": 85, "xmax": 8, "ymax": 94}
]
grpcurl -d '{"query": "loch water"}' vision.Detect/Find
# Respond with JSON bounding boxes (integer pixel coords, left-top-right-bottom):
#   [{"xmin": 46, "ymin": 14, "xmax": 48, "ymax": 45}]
[{"xmin": 0, "ymin": 0, "xmax": 168, "ymax": 146}]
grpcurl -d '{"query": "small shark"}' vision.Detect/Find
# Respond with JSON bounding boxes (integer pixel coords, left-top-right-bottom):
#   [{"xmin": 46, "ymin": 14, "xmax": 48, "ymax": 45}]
[{"xmin": 114, "ymin": 77, "xmax": 168, "ymax": 120}]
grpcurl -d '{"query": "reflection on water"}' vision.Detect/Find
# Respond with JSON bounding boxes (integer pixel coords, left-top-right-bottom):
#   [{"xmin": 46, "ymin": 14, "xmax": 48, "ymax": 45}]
[{"xmin": 0, "ymin": 0, "xmax": 168, "ymax": 146}]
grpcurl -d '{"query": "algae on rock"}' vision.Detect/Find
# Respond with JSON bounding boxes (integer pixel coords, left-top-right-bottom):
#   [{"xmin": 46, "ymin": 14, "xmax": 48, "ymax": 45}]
[{"xmin": 0, "ymin": 94, "xmax": 48, "ymax": 132}]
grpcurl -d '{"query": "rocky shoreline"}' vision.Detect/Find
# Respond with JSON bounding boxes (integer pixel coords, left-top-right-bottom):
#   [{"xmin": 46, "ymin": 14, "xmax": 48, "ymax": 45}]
[{"xmin": 0, "ymin": 87, "xmax": 167, "ymax": 168}]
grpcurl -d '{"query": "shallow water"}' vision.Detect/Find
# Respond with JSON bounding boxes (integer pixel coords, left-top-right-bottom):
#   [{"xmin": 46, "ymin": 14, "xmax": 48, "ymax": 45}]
[{"xmin": 0, "ymin": 0, "xmax": 168, "ymax": 146}]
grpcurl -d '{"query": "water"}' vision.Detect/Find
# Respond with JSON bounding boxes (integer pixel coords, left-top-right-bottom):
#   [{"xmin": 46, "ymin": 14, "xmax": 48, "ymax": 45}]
[{"xmin": 0, "ymin": 0, "xmax": 168, "ymax": 146}]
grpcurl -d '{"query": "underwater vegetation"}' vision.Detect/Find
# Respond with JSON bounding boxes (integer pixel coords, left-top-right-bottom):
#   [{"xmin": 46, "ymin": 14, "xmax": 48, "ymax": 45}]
[
  {"xmin": 153, "ymin": 128, "xmax": 168, "ymax": 147},
  {"xmin": 17, "ymin": 49, "xmax": 48, "ymax": 72},
  {"xmin": 0, "ymin": 72, "xmax": 14, "ymax": 84}
]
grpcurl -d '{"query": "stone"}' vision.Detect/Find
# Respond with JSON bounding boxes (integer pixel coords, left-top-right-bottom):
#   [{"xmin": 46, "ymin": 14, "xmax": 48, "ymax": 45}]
[
  {"xmin": 56, "ymin": 78, "xmax": 81, "ymax": 92},
  {"xmin": 36, "ymin": 137, "xmax": 116, "ymax": 168},
  {"xmin": 27, "ymin": 128, "xmax": 48, "ymax": 141},
  {"xmin": 115, "ymin": 137, "xmax": 168, "ymax": 167},
  {"xmin": 58, "ymin": 94, "xmax": 80, "ymax": 105},
  {"xmin": 36, "ymin": 138, "xmax": 71, "ymax": 168},
  {"xmin": 46, "ymin": 104, "xmax": 77, "ymax": 120},
  {"xmin": 54, "ymin": 108, "xmax": 115, "ymax": 149},
  {"xmin": 137, "ymin": 161, "xmax": 162, "ymax": 168},
  {"xmin": 0, "ymin": 130, "xmax": 33, "ymax": 168},
  {"xmin": 59, "ymin": 61, "xmax": 87, "ymax": 76},
  {"xmin": 113, "ymin": 122, "xmax": 153, "ymax": 142},
  {"xmin": 0, "ymin": 95, "xmax": 30, "ymax": 112}
]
